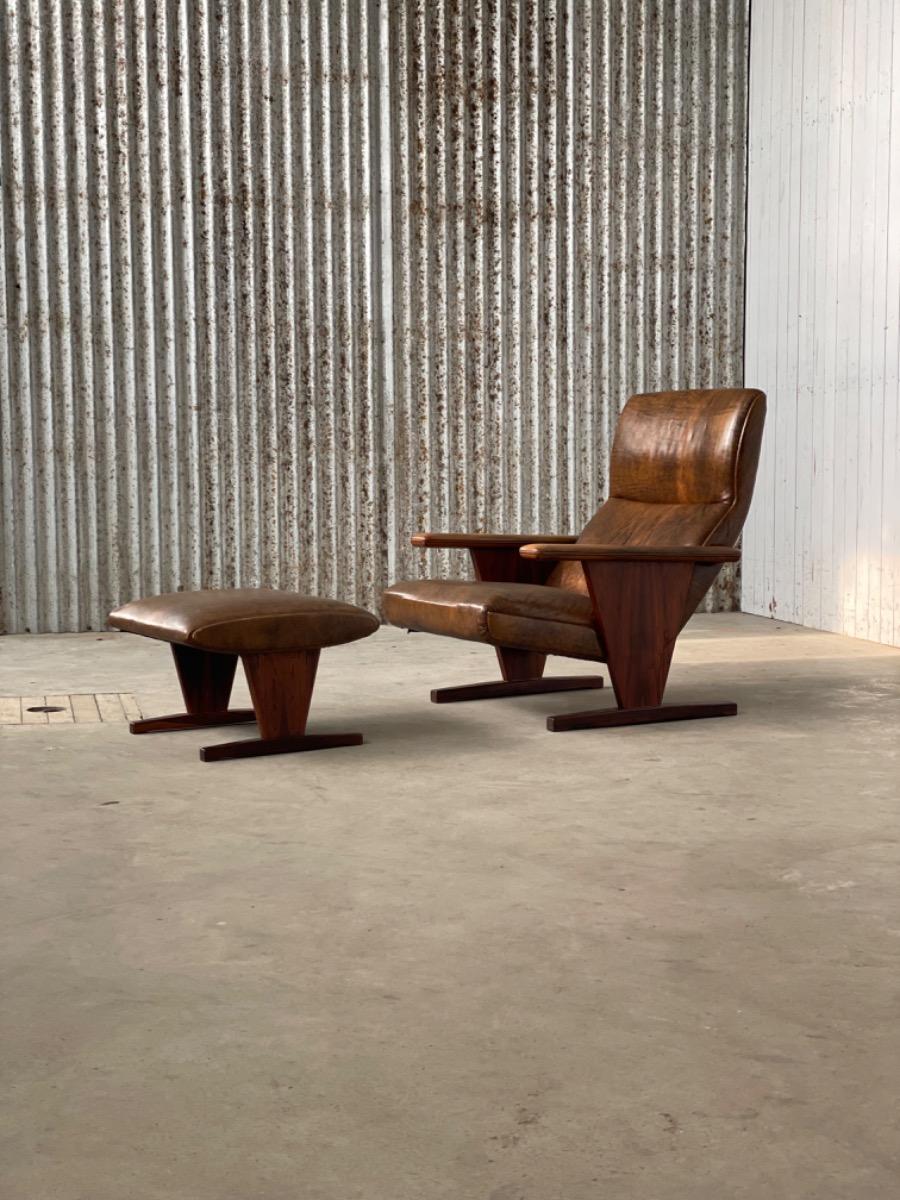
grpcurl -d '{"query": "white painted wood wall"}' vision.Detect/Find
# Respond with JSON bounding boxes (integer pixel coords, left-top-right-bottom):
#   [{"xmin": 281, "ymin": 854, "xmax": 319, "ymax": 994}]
[{"xmin": 744, "ymin": 0, "xmax": 900, "ymax": 647}]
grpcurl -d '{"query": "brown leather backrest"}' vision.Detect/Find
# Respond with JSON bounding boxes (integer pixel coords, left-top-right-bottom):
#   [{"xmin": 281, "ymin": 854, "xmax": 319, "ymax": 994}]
[
  {"xmin": 549, "ymin": 388, "xmax": 766, "ymax": 593},
  {"xmin": 609, "ymin": 390, "xmax": 764, "ymax": 508}
]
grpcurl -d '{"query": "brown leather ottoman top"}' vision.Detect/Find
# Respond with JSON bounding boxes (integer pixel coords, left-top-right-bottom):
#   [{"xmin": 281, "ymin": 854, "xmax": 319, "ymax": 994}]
[{"xmin": 108, "ymin": 589, "xmax": 379, "ymax": 653}]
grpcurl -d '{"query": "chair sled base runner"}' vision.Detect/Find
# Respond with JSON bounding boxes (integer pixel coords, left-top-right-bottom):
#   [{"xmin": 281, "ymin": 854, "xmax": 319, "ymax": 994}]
[
  {"xmin": 431, "ymin": 676, "xmax": 605, "ymax": 703},
  {"xmin": 548, "ymin": 701, "xmax": 737, "ymax": 731},
  {"xmin": 542, "ymin": 557, "xmax": 739, "ymax": 733},
  {"xmin": 430, "ymin": 645, "xmax": 604, "ymax": 704}
]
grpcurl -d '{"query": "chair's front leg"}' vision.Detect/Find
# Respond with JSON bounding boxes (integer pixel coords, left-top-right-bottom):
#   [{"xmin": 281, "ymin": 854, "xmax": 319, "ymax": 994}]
[
  {"xmin": 548, "ymin": 559, "xmax": 736, "ymax": 731},
  {"xmin": 585, "ymin": 559, "xmax": 693, "ymax": 708}
]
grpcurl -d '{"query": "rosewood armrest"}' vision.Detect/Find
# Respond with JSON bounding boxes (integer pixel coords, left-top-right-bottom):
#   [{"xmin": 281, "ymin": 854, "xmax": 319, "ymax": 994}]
[
  {"xmin": 519, "ymin": 543, "xmax": 740, "ymax": 563},
  {"xmin": 411, "ymin": 531, "xmax": 576, "ymax": 585},
  {"xmin": 412, "ymin": 532, "xmax": 577, "ymax": 549}
]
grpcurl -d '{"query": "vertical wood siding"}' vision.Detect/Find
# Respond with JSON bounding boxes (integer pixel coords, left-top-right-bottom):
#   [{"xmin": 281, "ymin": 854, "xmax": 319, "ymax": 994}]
[
  {"xmin": 0, "ymin": 0, "xmax": 748, "ymax": 633},
  {"xmin": 744, "ymin": 0, "xmax": 900, "ymax": 647}
]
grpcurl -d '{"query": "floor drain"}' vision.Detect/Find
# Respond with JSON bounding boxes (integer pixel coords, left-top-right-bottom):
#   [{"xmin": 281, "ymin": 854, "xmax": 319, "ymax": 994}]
[{"xmin": 26, "ymin": 705, "xmax": 65, "ymax": 714}]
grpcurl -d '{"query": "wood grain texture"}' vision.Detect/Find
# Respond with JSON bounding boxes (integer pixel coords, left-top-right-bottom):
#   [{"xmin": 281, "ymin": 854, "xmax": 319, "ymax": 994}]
[
  {"xmin": 171, "ymin": 644, "xmax": 237, "ymax": 716},
  {"xmin": 583, "ymin": 559, "xmax": 695, "ymax": 709},
  {"xmin": 496, "ymin": 646, "xmax": 547, "ymax": 682},
  {"xmin": 546, "ymin": 558, "xmax": 738, "ymax": 728},
  {"xmin": 469, "ymin": 547, "xmax": 558, "ymax": 587},
  {"xmin": 411, "ymin": 533, "xmax": 577, "ymax": 549},
  {"xmin": 520, "ymin": 543, "xmax": 742, "ymax": 562},
  {"xmin": 240, "ymin": 650, "xmax": 319, "ymax": 740}
]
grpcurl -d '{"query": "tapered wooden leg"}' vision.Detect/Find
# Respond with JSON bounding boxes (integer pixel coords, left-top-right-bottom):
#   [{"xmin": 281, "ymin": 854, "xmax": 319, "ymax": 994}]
[
  {"xmin": 497, "ymin": 646, "xmax": 547, "ymax": 682},
  {"xmin": 199, "ymin": 650, "xmax": 363, "ymax": 761},
  {"xmin": 431, "ymin": 644, "xmax": 604, "ymax": 703},
  {"xmin": 243, "ymin": 649, "xmax": 319, "ymax": 739},
  {"xmin": 548, "ymin": 560, "xmax": 736, "ymax": 732},
  {"xmin": 173, "ymin": 643, "xmax": 238, "ymax": 713},
  {"xmin": 129, "ymin": 644, "xmax": 255, "ymax": 734}
]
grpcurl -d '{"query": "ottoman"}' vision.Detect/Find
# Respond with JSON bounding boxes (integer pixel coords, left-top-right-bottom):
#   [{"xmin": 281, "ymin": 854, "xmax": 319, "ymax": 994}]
[{"xmin": 108, "ymin": 589, "xmax": 379, "ymax": 761}]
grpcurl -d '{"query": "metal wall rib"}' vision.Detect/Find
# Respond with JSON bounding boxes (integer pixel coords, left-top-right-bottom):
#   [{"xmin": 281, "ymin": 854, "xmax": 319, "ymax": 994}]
[{"xmin": 0, "ymin": 0, "xmax": 748, "ymax": 633}]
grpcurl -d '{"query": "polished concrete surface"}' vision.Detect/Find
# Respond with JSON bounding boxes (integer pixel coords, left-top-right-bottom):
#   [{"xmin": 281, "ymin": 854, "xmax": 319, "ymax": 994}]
[{"xmin": 2, "ymin": 615, "xmax": 899, "ymax": 1199}]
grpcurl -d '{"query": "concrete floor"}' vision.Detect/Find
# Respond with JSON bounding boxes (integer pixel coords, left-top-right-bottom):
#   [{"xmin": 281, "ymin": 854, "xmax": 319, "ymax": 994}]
[{"xmin": 2, "ymin": 614, "xmax": 899, "ymax": 1199}]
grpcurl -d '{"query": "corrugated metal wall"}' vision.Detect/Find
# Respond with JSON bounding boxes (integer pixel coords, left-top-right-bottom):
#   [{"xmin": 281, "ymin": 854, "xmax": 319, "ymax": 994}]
[
  {"xmin": 743, "ymin": 0, "xmax": 900, "ymax": 647},
  {"xmin": 1, "ymin": 0, "xmax": 749, "ymax": 634}
]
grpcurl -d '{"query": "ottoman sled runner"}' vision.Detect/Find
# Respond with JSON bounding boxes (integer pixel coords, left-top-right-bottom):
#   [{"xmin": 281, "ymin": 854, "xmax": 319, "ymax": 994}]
[{"xmin": 108, "ymin": 590, "xmax": 379, "ymax": 761}]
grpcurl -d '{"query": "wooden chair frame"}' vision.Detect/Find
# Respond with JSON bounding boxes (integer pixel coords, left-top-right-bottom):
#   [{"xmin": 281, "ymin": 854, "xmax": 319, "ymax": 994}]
[
  {"xmin": 411, "ymin": 533, "xmax": 740, "ymax": 730},
  {"xmin": 422, "ymin": 534, "xmax": 606, "ymax": 704}
]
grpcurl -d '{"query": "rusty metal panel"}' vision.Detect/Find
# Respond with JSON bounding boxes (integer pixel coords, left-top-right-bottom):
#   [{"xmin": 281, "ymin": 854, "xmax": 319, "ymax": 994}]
[{"xmin": 0, "ymin": 0, "xmax": 748, "ymax": 633}]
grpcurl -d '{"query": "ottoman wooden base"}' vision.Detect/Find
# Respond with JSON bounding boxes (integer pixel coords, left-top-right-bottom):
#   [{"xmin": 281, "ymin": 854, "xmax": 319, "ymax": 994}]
[
  {"xmin": 129, "ymin": 643, "xmax": 363, "ymax": 762},
  {"xmin": 108, "ymin": 589, "xmax": 379, "ymax": 762},
  {"xmin": 130, "ymin": 709, "xmax": 256, "ymax": 735},
  {"xmin": 200, "ymin": 732, "xmax": 363, "ymax": 762}
]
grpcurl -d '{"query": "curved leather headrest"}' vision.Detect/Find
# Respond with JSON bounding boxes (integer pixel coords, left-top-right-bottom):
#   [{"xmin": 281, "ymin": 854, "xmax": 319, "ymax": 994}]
[{"xmin": 610, "ymin": 389, "xmax": 766, "ymax": 506}]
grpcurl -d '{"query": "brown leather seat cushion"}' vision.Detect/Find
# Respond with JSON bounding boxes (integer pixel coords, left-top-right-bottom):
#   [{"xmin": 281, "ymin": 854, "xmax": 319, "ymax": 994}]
[
  {"xmin": 108, "ymin": 589, "xmax": 380, "ymax": 653},
  {"xmin": 382, "ymin": 579, "xmax": 603, "ymax": 660}
]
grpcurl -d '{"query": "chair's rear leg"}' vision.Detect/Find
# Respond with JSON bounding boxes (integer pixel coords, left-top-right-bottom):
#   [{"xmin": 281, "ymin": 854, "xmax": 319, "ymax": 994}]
[
  {"xmin": 431, "ymin": 645, "xmax": 604, "ymax": 703},
  {"xmin": 129, "ymin": 644, "xmax": 256, "ymax": 734},
  {"xmin": 426, "ymin": 549, "xmax": 605, "ymax": 703},
  {"xmin": 496, "ymin": 647, "xmax": 546, "ymax": 681}
]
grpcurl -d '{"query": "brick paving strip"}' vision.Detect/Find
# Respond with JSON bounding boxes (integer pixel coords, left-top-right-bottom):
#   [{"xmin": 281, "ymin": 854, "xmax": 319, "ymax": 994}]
[{"xmin": 0, "ymin": 695, "xmax": 142, "ymax": 725}]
